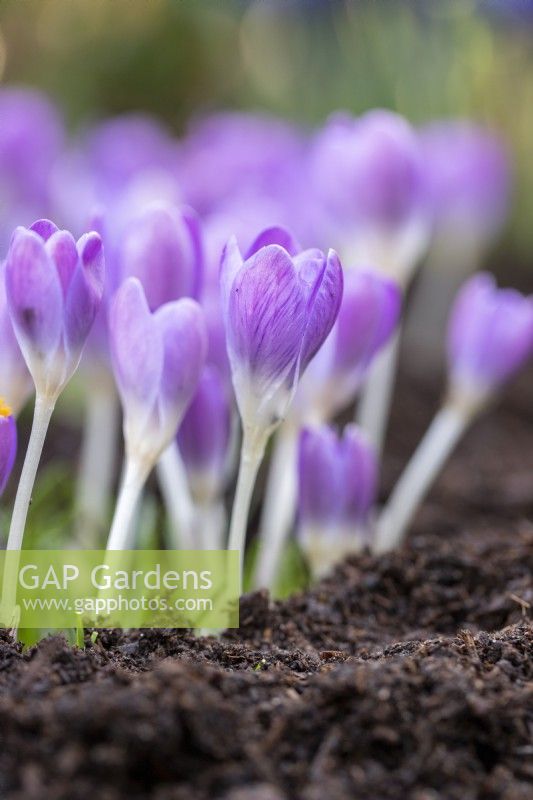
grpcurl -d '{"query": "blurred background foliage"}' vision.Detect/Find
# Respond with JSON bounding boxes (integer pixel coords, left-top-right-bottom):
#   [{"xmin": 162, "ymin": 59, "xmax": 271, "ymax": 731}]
[{"xmin": 0, "ymin": 0, "xmax": 533, "ymax": 258}]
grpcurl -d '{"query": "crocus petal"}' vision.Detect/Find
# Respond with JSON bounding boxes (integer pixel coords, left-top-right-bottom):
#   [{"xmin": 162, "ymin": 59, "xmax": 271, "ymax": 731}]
[
  {"xmin": 334, "ymin": 269, "xmax": 401, "ymax": 374},
  {"xmin": 181, "ymin": 206, "xmax": 204, "ymax": 300},
  {"xmin": 228, "ymin": 245, "xmax": 308, "ymax": 384},
  {"xmin": 298, "ymin": 426, "xmax": 345, "ymax": 525},
  {"xmin": 341, "ymin": 425, "xmax": 377, "ymax": 524},
  {"xmin": 220, "ymin": 235, "xmax": 244, "ymax": 319},
  {"xmin": 64, "ymin": 233, "xmax": 105, "ymax": 355},
  {"xmin": 30, "ymin": 219, "xmax": 59, "ymax": 242},
  {"xmin": 154, "ymin": 297, "xmax": 208, "ymax": 437},
  {"xmin": 0, "ymin": 262, "xmax": 32, "ymax": 413},
  {"xmin": 0, "ymin": 410, "xmax": 16, "ymax": 496},
  {"xmin": 6, "ymin": 228, "xmax": 63, "ymax": 361},
  {"xmin": 298, "ymin": 249, "xmax": 344, "ymax": 372},
  {"xmin": 110, "ymin": 277, "xmax": 163, "ymax": 415},
  {"xmin": 45, "ymin": 230, "xmax": 79, "ymax": 297},
  {"xmin": 178, "ymin": 365, "xmax": 231, "ymax": 485},
  {"xmin": 246, "ymin": 226, "xmax": 301, "ymax": 258}
]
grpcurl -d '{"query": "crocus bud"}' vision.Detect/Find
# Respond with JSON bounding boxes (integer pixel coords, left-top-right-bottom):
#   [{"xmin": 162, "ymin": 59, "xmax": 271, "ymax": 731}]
[
  {"xmin": 5, "ymin": 220, "xmax": 105, "ymax": 401},
  {"xmin": 0, "ymin": 263, "xmax": 32, "ymax": 414},
  {"xmin": 221, "ymin": 235, "xmax": 343, "ymax": 434},
  {"xmin": 299, "ymin": 269, "xmax": 402, "ymax": 419},
  {"xmin": 421, "ymin": 121, "xmax": 510, "ymax": 252},
  {"xmin": 110, "ymin": 277, "xmax": 207, "ymax": 467},
  {"xmin": 447, "ymin": 273, "xmax": 533, "ymax": 412},
  {"xmin": 0, "ymin": 400, "xmax": 17, "ymax": 496},
  {"xmin": 117, "ymin": 205, "xmax": 203, "ymax": 310},
  {"xmin": 177, "ymin": 366, "xmax": 231, "ymax": 504},
  {"xmin": 311, "ymin": 110, "xmax": 428, "ymax": 281},
  {"xmin": 297, "ymin": 424, "xmax": 377, "ymax": 577}
]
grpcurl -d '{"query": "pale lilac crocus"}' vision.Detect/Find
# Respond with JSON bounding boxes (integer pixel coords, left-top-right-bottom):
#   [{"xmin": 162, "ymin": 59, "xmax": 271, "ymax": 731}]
[
  {"xmin": 311, "ymin": 111, "xmax": 429, "ymax": 457},
  {"xmin": 310, "ymin": 109, "xmax": 429, "ymax": 282},
  {"xmin": 222, "ymin": 233, "xmax": 343, "ymax": 580},
  {"xmin": 107, "ymin": 278, "xmax": 207, "ymax": 550},
  {"xmin": 5, "ymin": 219, "xmax": 105, "ymax": 552},
  {"xmin": 117, "ymin": 204, "xmax": 203, "ymax": 309},
  {"xmin": 0, "ymin": 401, "xmax": 17, "ymax": 497},
  {"xmin": 178, "ymin": 366, "xmax": 232, "ymax": 548},
  {"xmin": 298, "ymin": 425, "xmax": 377, "ymax": 577},
  {"xmin": 376, "ymin": 273, "xmax": 533, "ymax": 553}
]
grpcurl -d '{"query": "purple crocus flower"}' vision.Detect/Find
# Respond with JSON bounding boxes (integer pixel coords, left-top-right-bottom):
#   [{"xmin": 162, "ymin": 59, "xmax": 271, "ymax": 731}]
[
  {"xmin": 0, "ymin": 402, "xmax": 17, "ymax": 497},
  {"xmin": 447, "ymin": 273, "xmax": 533, "ymax": 406},
  {"xmin": 421, "ymin": 121, "xmax": 510, "ymax": 247},
  {"xmin": 299, "ymin": 268, "xmax": 402, "ymax": 418},
  {"xmin": 178, "ymin": 112, "xmax": 305, "ymax": 217},
  {"xmin": 177, "ymin": 365, "xmax": 231, "ymax": 503},
  {"xmin": 0, "ymin": 88, "xmax": 64, "ymax": 250},
  {"xmin": 297, "ymin": 424, "xmax": 377, "ymax": 575},
  {"xmin": 116, "ymin": 204, "xmax": 203, "ymax": 311},
  {"xmin": 0, "ymin": 263, "xmax": 32, "ymax": 415},
  {"xmin": 221, "ymin": 234, "xmax": 343, "ymax": 432},
  {"xmin": 110, "ymin": 277, "xmax": 208, "ymax": 465},
  {"xmin": 5, "ymin": 219, "xmax": 105, "ymax": 400},
  {"xmin": 310, "ymin": 110, "xmax": 428, "ymax": 279}
]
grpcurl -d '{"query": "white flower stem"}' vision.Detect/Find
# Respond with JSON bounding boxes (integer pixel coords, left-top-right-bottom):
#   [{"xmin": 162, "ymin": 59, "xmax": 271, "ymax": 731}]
[
  {"xmin": 228, "ymin": 426, "xmax": 269, "ymax": 592},
  {"xmin": 374, "ymin": 403, "xmax": 472, "ymax": 554},
  {"xmin": 75, "ymin": 380, "xmax": 119, "ymax": 543},
  {"xmin": 253, "ymin": 421, "xmax": 299, "ymax": 590},
  {"xmin": 194, "ymin": 500, "xmax": 226, "ymax": 550},
  {"xmin": 356, "ymin": 329, "xmax": 401, "ymax": 460},
  {"xmin": 106, "ymin": 456, "xmax": 150, "ymax": 551},
  {"xmin": 6, "ymin": 393, "xmax": 55, "ymax": 552},
  {"xmin": 156, "ymin": 442, "xmax": 195, "ymax": 549}
]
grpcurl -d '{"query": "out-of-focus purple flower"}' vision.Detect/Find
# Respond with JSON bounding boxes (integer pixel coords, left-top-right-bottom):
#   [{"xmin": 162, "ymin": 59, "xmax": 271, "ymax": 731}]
[
  {"xmin": 421, "ymin": 121, "xmax": 510, "ymax": 247},
  {"xmin": 310, "ymin": 110, "xmax": 428, "ymax": 279},
  {"xmin": 221, "ymin": 233, "xmax": 343, "ymax": 431},
  {"xmin": 5, "ymin": 220, "xmax": 105, "ymax": 400},
  {"xmin": 116, "ymin": 205, "xmax": 203, "ymax": 310},
  {"xmin": 299, "ymin": 269, "xmax": 401, "ymax": 417},
  {"xmin": 177, "ymin": 366, "xmax": 231, "ymax": 503},
  {"xmin": 110, "ymin": 277, "xmax": 207, "ymax": 464},
  {"xmin": 297, "ymin": 424, "xmax": 377, "ymax": 574},
  {"xmin": 447, "ymin": 273, "xmax": 533, "ymax": 405},
  {"xmin": 0, "ymin": 263, "xmax": 32, "ymax": 414},
  {"xmin": 178, "ymin": 112, "xmax": 305, "ymax": 218},
  {"xmin": 0, "ymin": 88, "xmax": 64, "ymax": 249},
  {"xmin": 0, "ymin": 401, "xmax": 17, "ymax": 496}
]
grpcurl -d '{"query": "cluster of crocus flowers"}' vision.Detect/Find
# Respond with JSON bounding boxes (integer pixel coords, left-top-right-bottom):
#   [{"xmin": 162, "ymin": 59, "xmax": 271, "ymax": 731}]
[{"xmin": 1, "ymin": 87, "xmax": 529, "ymax": 610}]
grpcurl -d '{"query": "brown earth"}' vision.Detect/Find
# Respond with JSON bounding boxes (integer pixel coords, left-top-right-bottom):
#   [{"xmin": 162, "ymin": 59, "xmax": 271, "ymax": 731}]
[{"xmin": 0, "ymin": 369, "xmax": 532, "ymax": 800}]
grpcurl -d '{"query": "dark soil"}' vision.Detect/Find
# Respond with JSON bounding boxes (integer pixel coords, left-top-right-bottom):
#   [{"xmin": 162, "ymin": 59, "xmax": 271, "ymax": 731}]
[{"xmin": 0, "ymin": 370, "xmax": 532, "ymax": 800}]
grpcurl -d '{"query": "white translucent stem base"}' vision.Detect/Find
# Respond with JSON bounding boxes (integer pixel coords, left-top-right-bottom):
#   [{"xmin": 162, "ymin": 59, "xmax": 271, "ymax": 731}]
[
  {"xmin": 300, "ymin": 524, "xmax": 365, "ymax": 580},
  {"xmin": 228, "ymin": 427, "xmax": 269, "ymax": 591},
  {"xmin": 194, "ymin": 500, "xmax": 226, "ymax": 550},
  {"xmin": 156, "ymin": 443, "xmax": 195, "ymax": 549},
  {"xmin": 357, "ymin": 330, "xmax": 401, "ymax": 460},
  {"xmin": 374, "ymin": 404, "xmax": 470, "ymax": 553},
  {"xmin": 253, "ymin": 422, "xmax": 299, "ymax": 590},
  {"xmin": 76, "ymin": 383, "xmax": 119, "ymax": 542},
  {"xmin": 7, "ymin": 394, "xmax": 55, "ymax": 552},
  {"xmin": 106, "ymin": 457, "xmax": 150, "ymax": 551}
]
